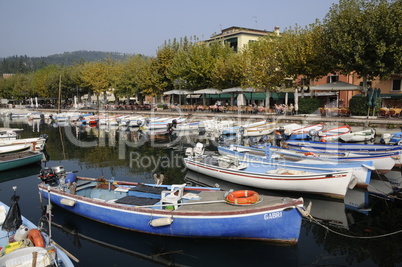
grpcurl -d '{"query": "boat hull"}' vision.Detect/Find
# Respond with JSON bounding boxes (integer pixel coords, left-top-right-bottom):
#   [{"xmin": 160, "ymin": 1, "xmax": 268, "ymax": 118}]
[
  {"xmin": 0, "ymin": 151, "xmax": 43, "ymax": 171},
  {"xmin": 38, "ymin": 184, "xmax": 303, "ymax": 244},
  {"xmin": 184, "ymin": 157, "xmax": 352, "ymax": 199}
]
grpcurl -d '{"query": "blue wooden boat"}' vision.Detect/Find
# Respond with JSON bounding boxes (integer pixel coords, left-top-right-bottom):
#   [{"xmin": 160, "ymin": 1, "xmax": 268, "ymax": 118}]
[
  {"xmin": 217, "ymin": 145, "xmax": 373, "ymax": 188},
  {"xmin": 0, "ymin": 151, "xmax": 44, "ymax": 172},
  {"xmin": 37, "ymin": 168, "xmax": 305, "ymax": 244},
  {"xmin": 0, "ymin": 188, "xmax": 74, "ymax": 266},
  {"xmin": 224, "ymin": 143, "xmax": 396, "ymax": 173}
]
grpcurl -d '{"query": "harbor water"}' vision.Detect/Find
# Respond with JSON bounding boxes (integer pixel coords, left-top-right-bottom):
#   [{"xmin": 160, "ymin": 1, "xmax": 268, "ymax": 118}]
[{"xmin": 1, "ymin": 116, "xmax": 402, "ymax": 267}]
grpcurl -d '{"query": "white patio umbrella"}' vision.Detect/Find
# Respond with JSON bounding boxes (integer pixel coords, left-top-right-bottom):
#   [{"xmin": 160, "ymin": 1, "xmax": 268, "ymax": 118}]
[
  {"xmin": 237, "ymin": 94, "xmax": 247, "ymax": 106},
  {"xmin": 294, "ymin": 88, "xmax": 299, "ymax": 114},
  {"xmin": 35, "ymin": 97, "xmax": 38, "ymax": 108}
]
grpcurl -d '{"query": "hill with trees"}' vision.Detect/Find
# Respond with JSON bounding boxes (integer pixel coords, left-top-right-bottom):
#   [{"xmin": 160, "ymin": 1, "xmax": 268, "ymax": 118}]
[{"xmin": 0, "ymin": 50, "xmax": 132, "ymax": 74}]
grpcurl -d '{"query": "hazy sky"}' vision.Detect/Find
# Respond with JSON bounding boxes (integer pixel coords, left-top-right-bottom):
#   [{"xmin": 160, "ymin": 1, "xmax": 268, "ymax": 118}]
[{"xmin": 0, "ymin": 0, "xmax": 337, "ymax": 58}]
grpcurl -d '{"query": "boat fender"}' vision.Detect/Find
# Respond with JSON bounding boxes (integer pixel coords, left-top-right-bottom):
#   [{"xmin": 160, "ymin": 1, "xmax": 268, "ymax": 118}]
[
  {"xmin": 304, "ymin": 152, "xmax": 317, "ymax": 157},
  {"xmin": 150, "ymin": 217, "xmax": 173, "ymax": 227},
  {"xmin": 225, "ymin": 190, "xmax": 260, "ymax": 205},
  {"xmin": 0, "ymin": 205, "xmax": 6, "ymax": 225},
  {"xmin": 348, "ymin": 177, "xmax": 358, "ymax": 189},
  {"xmin": 60, "ymin": 198, "xmax": 76, "ymax": 207},
  {"xmin": 361, "ymin": 164, "xmax": 375, "ymax": 171},
  {"xmin": 65, "ymin": 173, "xmax": 77, "ymax": 184},
  {"xmin": 27, "ymin": 229, "xmax": 45, "ymax": 248},
  {"xmin": 14, "ymin": 224, "xmax": 29, "ymax": 241}
]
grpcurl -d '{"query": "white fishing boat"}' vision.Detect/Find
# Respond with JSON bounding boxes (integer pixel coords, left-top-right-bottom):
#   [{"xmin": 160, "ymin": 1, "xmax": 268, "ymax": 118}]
[
  {"xmin": 221, "ymin": 120, "xmax": 270, "ymax": 135},
  {"xmin": 0, "ymin": 135, "xmax": 48, "ymax": 152},
  {"xmin": 310, "ymin": 125, "xmax": 352, "ymax": 142},
  {"xmin": 198, "ymin": 119, "xmax": 235, "ymax": 133},
  {"xmin": 340, "ymin": 128, "xmax": 376, "ymax": 142},
  {"xmin": 217, "ymin": 145, "xmax": 373, "ymax": 188},
  {"xmin": 243, "ymin": 121, "xmax": 277, "ymax": 137},
  {"xmin": 287, "ymin": 123, "xmax": 324, "ymax": 140},
  {"xmin": 185, "ymin": 144, "xmax": 353, "ymax": 199}
]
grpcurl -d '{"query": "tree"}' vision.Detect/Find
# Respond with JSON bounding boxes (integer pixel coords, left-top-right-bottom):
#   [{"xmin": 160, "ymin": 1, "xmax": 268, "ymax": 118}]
[
  {"xmin": 80, "ymin": 61, "xmax": 110, "ymax": 106},
  {"xmin": 241, "ymin": 36, "xmax": 285, "ymax": 91},
  {"xmin": 322, "ymin": 0, "xmax": 400, "ymax": 91},
  {"xmin": 277, "ymin": 22, "xmax": 334, "ymax": 85}
]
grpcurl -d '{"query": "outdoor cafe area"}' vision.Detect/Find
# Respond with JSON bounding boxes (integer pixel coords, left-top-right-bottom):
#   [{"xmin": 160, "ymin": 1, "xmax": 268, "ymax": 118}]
[{"xmin": 163, "ymin": 88, "xmax": 294, "ymax": 115}]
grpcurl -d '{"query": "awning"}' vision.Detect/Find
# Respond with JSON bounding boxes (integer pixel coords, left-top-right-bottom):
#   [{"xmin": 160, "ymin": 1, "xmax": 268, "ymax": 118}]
[
  {"xmin": 192, "ymin": 88, "xmax": 222, "ymax": 94},
  {"xmin": 207, "ymin": 92, "xmax": 292, "ymax": 100},
  {"xmin": 221, "ymin": 87, "xmax": 255, "ymax": 93},
  {"xmin": 310, "ymin": 82, "xmax": 362, "ymax": 91},
  {"xmin": 353, "ymin": 93, "xmax": 402, "ymax": 99},
  {"xmin": 163, "ymin": 89, "xmax": 192, "ymax": 95},
  {"xmin": 271, "ymin": 92, "xmax": 294, "ymax": 100}
]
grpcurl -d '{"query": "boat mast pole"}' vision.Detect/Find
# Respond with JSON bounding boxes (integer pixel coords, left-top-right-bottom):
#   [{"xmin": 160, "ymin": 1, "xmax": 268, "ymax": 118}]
[{"xmin": 58, "ymin": 74, "xmax": 61, "ymax": 114}]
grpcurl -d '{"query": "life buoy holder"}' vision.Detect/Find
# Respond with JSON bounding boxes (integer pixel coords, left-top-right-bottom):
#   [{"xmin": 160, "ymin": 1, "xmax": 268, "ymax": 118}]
[
  {"xmin": 304, "ymin": 152, "xmax": 317, "ymax": 157},
  {"xmin": 27, "ymin": 229, "xmax": 45, "ymax": 248},
  {"xmin": 225, "ymin": 190, "xmax": 260, "ymax": 205}
]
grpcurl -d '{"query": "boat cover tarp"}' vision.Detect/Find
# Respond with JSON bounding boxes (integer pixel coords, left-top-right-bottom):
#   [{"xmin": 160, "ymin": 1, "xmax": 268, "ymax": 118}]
[
  {"xmin": 129, "ymin": 184, "xmax": 166, "ymax": 194},
  {"xmin": 115, "ymin": 196, "xmax": 159, "ymax": 206}
]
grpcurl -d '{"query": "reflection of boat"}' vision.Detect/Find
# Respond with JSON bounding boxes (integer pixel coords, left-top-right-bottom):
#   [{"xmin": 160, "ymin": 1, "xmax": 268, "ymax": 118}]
[
  {"xmin": 38, "ymin": 169, "xmax": 304, "ymax": 244},
  {"xmin": 383, "ymin": 170, "xmax": 402, "ymax": 191},
  {"xmin": 0, "ymin": 151, "xmax": 44, "ymax": 172},
  {"xmin": 0, "ymin": 164, "xmax": 42, "ymax": 182},
  {"xmin": 0, "ymin": 188, "xmax": 74, "ymax": 267}
]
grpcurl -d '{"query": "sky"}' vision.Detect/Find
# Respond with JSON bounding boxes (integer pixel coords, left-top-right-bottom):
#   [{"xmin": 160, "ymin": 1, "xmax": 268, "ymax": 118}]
[{"xmin": 0, "ymin": 0, "xmax": 337, "ymax": 58}]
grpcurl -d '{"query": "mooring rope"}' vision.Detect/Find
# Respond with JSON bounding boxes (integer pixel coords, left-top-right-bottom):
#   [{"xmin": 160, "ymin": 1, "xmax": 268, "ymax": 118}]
[{"xmin": 305, "ymin": 213, "xmax": 402, "ymax": 239}]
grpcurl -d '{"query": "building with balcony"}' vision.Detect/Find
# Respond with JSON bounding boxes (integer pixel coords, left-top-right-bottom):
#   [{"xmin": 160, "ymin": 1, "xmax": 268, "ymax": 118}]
[{"xmin": 204, "ymin": 26, "xmax": 280, "ymax": 52}]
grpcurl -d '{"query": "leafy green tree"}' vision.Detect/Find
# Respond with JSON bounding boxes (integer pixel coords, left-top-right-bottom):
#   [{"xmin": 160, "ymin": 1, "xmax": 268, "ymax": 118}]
[
  {"xmin": 278, "ymin": 22, "xmax": 334, "ymax": 84},
  {"xmin": 0, "ymin": 76, "xmax": 16, "ymax": 99},
  {"xmin": 241, "ymin": 36, "xmax": 285, "ymax": 91},
  {"xmin": 322, "ymin": 0, "xmax": 400, "ymax": 91}
]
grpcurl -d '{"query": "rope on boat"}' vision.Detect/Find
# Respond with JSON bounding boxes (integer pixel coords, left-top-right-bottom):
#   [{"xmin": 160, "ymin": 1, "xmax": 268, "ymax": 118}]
[{"xmin": 306, "ymin": 214, "xmax": 402, "ymax": 239}]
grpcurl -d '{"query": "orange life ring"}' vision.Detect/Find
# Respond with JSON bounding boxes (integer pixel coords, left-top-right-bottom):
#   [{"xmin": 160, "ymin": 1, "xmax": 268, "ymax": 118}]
[
  {"xmin": 225, "ymin": 190, "xmax": 260, "ymax": 205},
  {"xmin": 27, "ymin": 229, "xmax": 45, "ymax": 248},
  {"xmin": 304, "ymin": 152, "xmax": 317, "ymax": 157}
]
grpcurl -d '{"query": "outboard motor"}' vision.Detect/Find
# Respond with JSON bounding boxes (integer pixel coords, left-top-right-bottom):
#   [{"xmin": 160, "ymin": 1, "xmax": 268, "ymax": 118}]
[
  {"xmin": 172, "ymin": 119, "xmax": 178, "ymax": 128},
  {"xmin": 166, "ymin": 123, "xmax": 174, "ymax": 134},
  {"xmin": 259, "ymin": 135, "xmax": 269, "ymax": 144},
  {"xmin": 38, "ymin": 167, "xmax": 59, "ymax": 185},
  {"xmin": 248, "ymin": 137, "xmax": 258, "ymax": 147}
]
